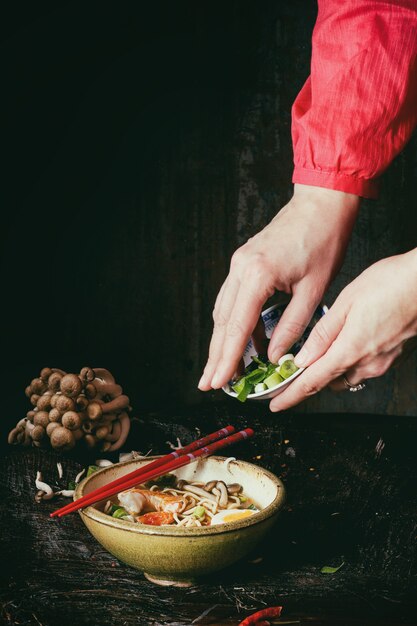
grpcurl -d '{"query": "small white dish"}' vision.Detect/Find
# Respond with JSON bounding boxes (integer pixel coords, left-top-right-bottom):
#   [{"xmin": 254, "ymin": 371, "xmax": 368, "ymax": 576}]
[{"xmin": 222, "ymin": 300, "xmax": 328, "ymax": 401}]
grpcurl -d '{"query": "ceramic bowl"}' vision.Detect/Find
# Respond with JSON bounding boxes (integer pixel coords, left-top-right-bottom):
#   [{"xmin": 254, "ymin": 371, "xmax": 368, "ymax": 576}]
[
  {"xmin": 223, "ymin": 300, "xmax": 328, "ymax": 401},
  {"xmin": 74, "ymin": 455, "xmax": 285, "ymax": 586}
]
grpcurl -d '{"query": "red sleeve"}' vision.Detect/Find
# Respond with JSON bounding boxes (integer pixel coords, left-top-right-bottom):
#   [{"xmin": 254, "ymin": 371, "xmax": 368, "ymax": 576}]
[{"xmin": 291, "ymin": 0, "xmax": 417, "ymax": 199}]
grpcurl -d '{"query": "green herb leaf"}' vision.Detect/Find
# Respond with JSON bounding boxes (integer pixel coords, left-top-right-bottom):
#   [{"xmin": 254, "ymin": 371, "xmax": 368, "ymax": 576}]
[
  {"xmin": 86, "ymin": 465, "xmax": 99, "ymax": 477},
  {"xmin": 320, "ymin": 562, "xmax": 345, "ymax": 574},
  {"xmin": 232, "ymin": 377, "xmax": 253, "ymax": 402},
  {"xmin": 67, "ymin": 481, "xmax": 76, "ymax": 491}
]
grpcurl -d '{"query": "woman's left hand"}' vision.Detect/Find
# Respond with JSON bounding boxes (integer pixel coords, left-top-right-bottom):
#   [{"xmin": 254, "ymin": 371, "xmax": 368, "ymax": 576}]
[{"xmin": 270, "ymin": 250, "xmax": 417, "ymax": 412}]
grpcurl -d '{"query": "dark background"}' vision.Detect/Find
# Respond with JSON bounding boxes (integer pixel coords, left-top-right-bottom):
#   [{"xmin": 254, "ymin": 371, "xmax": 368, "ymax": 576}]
[{"xmin": 2, "ymin": 0, "xmax": 417, "ymax": 436}]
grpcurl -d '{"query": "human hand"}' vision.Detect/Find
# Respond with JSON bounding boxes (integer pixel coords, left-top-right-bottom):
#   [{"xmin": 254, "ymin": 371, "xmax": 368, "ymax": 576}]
[
  {"xmin": 269, "ymin": 250, "xmax": 417, "ymax": 411},
  {"xmin": 198, "ymin": 184, "xmax": 360, "ymax": 391}
]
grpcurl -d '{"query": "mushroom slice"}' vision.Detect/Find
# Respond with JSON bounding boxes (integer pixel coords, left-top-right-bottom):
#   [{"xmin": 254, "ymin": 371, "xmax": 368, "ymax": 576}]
[
  {"xmin": 183, "ymin": 484, "xmax": 218, "ymax": 502},
  {"xmin": 226, "ymin": 483, "xmax": 243, "ymax": 495},
  {"xmin": 216, "ymin": 481, "xmax": 229, "ymax": 507}
]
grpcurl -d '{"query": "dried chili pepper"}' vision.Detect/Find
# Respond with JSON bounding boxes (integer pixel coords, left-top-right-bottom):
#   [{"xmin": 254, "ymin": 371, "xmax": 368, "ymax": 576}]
[{"xmin": 238, "ymin": 605, "xmax": 283, "ymax": 625}]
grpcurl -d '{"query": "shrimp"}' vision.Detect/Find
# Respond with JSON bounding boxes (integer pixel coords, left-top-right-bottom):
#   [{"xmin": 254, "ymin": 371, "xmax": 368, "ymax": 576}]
[{"xmin": 118, "ymin": 487, "xmax": 186, "ymax": 515}]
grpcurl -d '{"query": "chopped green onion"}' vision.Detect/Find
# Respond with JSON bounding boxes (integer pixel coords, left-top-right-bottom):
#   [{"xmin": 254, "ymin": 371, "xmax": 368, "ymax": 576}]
[
  {"xmin": 192, "ymin": 506, "xmax": 206, "ymax": 520},
  {"xmin": 112, "ymin": 507, "xmax": 128, "ymax": 519},
  {"xmin": 87, "ymin": 465, "xmax": 99, "ymax": 477},
  {"xmin": 278, "ymin": 360, "xmax": 298, "ymax": 379},
  {"xmin": 229, "ymin": 353, "xmax": 299, "ymax": 402},
  {"xmin": 239, "ymin": 495, "xmax": 247, "ymax": 502},
  {"xmin": 248, "ymin": 504, "xmax": 257, "ymax": 510},
  {"xmin": 264, "ymin": 371, "xmax": 284, "ymax": 389},
  {"xmin": 231, "ymin": 377, "xmax": 253, "ymax": 402}
]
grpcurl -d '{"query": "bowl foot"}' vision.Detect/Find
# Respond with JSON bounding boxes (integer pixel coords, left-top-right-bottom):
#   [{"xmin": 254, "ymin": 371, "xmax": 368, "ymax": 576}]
[{"xmin": 143, "ymin": 572, "xmax": 195, "ymax": 587}]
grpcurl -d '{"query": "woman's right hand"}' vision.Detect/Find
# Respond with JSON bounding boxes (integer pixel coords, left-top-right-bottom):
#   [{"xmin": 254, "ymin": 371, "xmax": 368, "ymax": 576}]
[{"xmin": 198, "ymin": 183, "xmax": 360, "ymax": 391}]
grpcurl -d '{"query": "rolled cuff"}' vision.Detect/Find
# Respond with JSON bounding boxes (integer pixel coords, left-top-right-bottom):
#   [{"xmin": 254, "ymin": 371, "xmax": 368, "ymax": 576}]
[{"xmin": 292, "ymin": 166, "xmax": 379, "ymax": 199}]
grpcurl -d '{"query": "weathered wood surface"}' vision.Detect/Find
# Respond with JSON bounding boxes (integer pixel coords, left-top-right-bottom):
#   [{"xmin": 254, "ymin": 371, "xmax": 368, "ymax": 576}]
[
  {"xmin": 2, "ymin": 1, "xmax": 417, "ymax": 444},
  {"xmin": 1, "ymin": 407, "xmax": 416, "ymax": 625}
]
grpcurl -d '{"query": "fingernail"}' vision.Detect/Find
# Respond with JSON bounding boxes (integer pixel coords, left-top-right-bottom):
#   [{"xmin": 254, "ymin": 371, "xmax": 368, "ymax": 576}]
[
  {"xmin": 269, "ymin": 350, "xmax": 279, "ymax": 364},
  {"xmin": 269, "ymin": 403, "xmax": 281, "ymax": 413},
  {"xmin": 294, "ymin": 348, "xmax": 308, "ymax": 368}
]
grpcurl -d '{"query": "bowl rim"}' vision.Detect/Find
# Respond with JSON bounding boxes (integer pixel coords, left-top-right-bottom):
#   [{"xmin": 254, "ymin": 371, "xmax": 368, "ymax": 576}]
[{"xmin": 75, "ymin": 455, "xmax": 286, "ymax": 536}]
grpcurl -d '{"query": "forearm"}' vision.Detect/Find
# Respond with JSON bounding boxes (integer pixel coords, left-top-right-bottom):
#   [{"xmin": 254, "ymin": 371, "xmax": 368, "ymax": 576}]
[{"xmin": 292, "ymin": 0, "xmax": 417, "ymax": 198}]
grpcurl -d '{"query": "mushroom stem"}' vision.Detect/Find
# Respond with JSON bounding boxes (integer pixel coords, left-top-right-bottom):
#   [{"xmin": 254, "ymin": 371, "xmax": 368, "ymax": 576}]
[
  {"xmin": 93, "ymin": 382, "xmax": 123, "ymax": 398},
  {"xmin": 93, "ymin": 368, "xmax": 115, "ymax": 384},
  {"xmin": 107, "ymin": 412, "xmax": 130, "ymax": 451},
  {"xmin": 183, "ymin": 485, "xmax": 218, "ymax": 502},
  {"xmin": 103, "ymin": 419, "xmax": 121, "ymax": 442},
  {"xmin": 100, "ymin": 395, "xmax": 130, "ymax": 414}
]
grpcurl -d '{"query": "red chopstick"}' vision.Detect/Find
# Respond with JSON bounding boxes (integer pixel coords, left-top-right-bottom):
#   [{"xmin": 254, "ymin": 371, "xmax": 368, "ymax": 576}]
[
  {"xmin": 50, "ymin": 425, "xmax": 236, "ymax": 518},
  {"xmin": 54, "ymin": 428, "xmax": 254, "ymax": 518}
]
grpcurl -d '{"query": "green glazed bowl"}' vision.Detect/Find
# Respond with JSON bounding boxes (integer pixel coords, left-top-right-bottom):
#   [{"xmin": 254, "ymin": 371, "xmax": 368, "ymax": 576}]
[{"xmin": 74, "ymin": 455, "xmax": 285, "ymax": 586}]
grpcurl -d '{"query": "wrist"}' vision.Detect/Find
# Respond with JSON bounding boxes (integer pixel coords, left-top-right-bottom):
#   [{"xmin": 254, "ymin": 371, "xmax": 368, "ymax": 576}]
[{"xmin": 293, "ymin": 183, "xmax": 361, "ymax": 213}]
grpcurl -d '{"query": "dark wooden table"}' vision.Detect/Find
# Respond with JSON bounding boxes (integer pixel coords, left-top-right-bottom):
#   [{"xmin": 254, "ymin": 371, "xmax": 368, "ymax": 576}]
[{"xmin": 1, "ymin": 404, "xmax": 416, "ymax": 626}]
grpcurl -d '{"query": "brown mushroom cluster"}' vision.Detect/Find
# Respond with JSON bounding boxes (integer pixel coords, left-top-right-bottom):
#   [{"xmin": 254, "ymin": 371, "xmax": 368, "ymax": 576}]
[{"xmin": 8, "ymin": 367, "xmax": 131, "ymax": 452}]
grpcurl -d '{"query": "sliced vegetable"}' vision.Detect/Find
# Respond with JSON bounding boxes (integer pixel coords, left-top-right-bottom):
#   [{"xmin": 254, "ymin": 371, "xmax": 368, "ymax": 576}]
[
  {"xmin": 264, "ymin": 371, "xmax": 284, "ymax": 389},
  {"xmin": 112, "ymin": 507, "xmax": 128, "ymax": 519},
  {"xmin": 320, "ymin": 562, "xmax": 345, "ymax": 574},
  {"xmin": 278, "ymin": 360, "xmax": 298, "ymax": 379},
  {"xmin": 136, "ymin": 511, "xmax": 175, "ymax": 526},
  {"xmin": 229, "ymin": 354, "xmax": 299, "ymax": 402},
  {"xmin": 86, "ymin": 465, "xmax": 99, "ymax": 477},
  {"xmin": 192, "ymin": 505, "xmax": 206, "ymax": 520}
]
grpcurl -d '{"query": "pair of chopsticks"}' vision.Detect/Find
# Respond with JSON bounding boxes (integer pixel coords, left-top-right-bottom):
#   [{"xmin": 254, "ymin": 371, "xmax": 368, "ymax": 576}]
[{"xmin": 51, "ymin": 425, "xmax": 254, "ymax": 518}]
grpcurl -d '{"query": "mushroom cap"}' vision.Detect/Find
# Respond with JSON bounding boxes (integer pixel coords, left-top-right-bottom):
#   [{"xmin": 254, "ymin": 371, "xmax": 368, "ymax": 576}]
[
  {"xmin": 36, "ymin": 394, "xmax": 52, "ymax": 412},
  {"xmin": 50, "ymin": 426, "xmax": 75, "ymax": 450},
  {"xmin": 34, "ymin": 411, "xmax": 50, "ymax": 428},
  {"xmin": 26, "ymin": 410, "xmax": 36, "ymax": 421},
  {"xmin": 84, "ymin": 383, "xmax": 97, "ymax": 400},
  {"xmin": 50, "ymin": 394, "xmax": 59, "ymax": 408},
  {"xmin": 25, "ymin": 385, "xmax": 32, "ymax": 398},
  {"xmin": 87, "ymin": 401, "xmax": 102, "ymax": 420},
  {"xmin": 40, "ymin": 367, "xmax": 53, "ymax": 382},
  {"xmin": 76, "ymin": 395, "xmax": 89, "ymax": 411},
  {"xmin": 48, "ymin": 408, "xmax": 62, "ymax": 422},
  {"xmin": 31, "ymin": 425, "xmax": 46, "ymax": 442},
  {"xmin": 60, "ymin": 374, "xmax": 83, "ymax": 398},
  {"xmin": 48, "ymin": 372, "xmax": 63, "ymax": 392},
  {"xmin": 30, "ymin": 394, "xmax": 40, "ymax": 407},
  {"xmin": 84, "ymin": 434, "xmax": 97, "ymax": 448},
  {"xmin": 72, "ymin": 428, "xmax": 84, "ymax": 441},
  {"xmin": 61, "ymin": 411, "xmax": 82, "ymax": 431},
  {"xmin": 46, "ymin": 422, "xmax": 60, "ymax": 437},
  {"xmin": 55, "ymin": 395, "xmax": 76, "ymax": 413},
  {"xmin": 80, "ymin": 367, "xmax": 95, "ymax": 383},
  {"xmin": 95, "ymin": 425, "xmax": 110, "ymax": 440},
  {"xmin": 31, "ymin": 378, "xmax": 47, "ymax": 394}
]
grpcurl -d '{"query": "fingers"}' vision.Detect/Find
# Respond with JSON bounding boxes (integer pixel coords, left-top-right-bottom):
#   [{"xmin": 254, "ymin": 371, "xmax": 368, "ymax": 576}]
[
  {"xmin": 210, "ymin": 277, "xmax": 273, "ymax": 388},
  {"xmin": 269, "ymin": 338, "xmax": 349, "ymax": 412},
  {"xmin": 267, "ymin": 285, "xmax": 321, "ymax": 364},
  {"xmin": 293, "ymin": 300, "xmax": 347, "ymax": 368},
  {"xmin": 329, "ymin": 346, "xmax": 404, "ymax": 392},
  {"xmin": 198, "ymin": 276, "xmax": 239, "ymax": 391}
]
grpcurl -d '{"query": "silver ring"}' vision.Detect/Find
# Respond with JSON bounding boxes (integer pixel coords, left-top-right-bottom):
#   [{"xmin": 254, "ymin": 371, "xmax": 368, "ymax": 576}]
[{"xmin": 343, "ymin": 375, "xmax": 366, "ymax": 392}]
